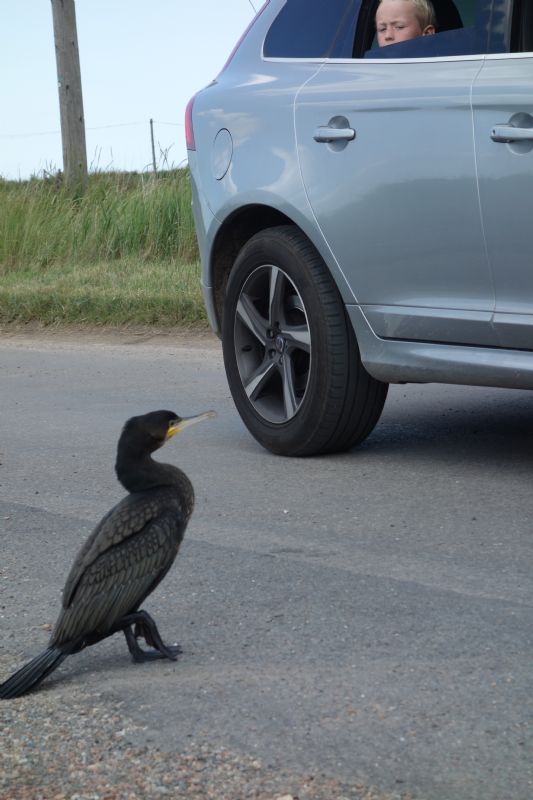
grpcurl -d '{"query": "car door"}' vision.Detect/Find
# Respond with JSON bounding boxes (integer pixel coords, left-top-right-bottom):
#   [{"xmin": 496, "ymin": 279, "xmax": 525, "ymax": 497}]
[
  {"xmin": 294, "ymin": 14, "xmax": 497, "ymax": 346},
  {"xmin": 472, "ymin": 15, "xmax": 533, "ymax": 350}
]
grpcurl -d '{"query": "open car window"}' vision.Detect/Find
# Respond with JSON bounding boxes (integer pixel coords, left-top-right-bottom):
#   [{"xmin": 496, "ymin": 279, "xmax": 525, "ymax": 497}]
[{"xmin": 354, "ymin": 0, "xmax": 492, "ymax": 57}]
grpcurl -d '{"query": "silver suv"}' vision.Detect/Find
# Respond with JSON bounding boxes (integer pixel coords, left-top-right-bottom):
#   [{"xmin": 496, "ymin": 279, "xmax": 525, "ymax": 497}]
[{"xmin": 186, "ymin": 0, "xmax": 533, "ymax": 456}]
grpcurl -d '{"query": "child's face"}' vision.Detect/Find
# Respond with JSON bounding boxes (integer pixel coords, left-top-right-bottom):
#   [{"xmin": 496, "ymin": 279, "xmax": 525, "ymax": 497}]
[{"xmin": 376, "ymin": 0, "xmax": 425, "ymax": 46}]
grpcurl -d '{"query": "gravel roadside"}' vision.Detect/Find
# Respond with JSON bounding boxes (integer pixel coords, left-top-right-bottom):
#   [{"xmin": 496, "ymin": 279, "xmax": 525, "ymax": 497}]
[{"xmin": 0, "ymin": 679, "xmax": 409, "ymax": 800}]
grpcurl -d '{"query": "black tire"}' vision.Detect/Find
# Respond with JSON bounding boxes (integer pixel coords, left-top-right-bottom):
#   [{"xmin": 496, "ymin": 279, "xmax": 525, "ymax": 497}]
[{"xmin": 222, "ymin": 225, "xmax": 388, "ymax": 456}]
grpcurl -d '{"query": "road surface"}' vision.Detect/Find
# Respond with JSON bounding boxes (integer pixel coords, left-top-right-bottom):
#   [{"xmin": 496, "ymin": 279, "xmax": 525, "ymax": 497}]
[{"xmin": 0, "ymin": 326, "xmax": 531, "ymax": 799}]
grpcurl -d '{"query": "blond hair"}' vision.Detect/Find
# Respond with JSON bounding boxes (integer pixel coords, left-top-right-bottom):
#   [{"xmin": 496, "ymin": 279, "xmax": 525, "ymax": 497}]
[{"xmin": 378, "ymin": 0, "xmax": 437, "ymax": 29}]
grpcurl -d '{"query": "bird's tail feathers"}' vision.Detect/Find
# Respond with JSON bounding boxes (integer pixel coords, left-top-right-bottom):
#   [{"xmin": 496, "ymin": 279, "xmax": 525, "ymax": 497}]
[{"xmin": 0, "ymin": 647, "xmax": 67, "ymax": 699}]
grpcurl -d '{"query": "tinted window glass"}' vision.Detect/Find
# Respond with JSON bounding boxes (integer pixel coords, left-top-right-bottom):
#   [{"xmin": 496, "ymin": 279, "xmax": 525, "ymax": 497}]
[{"xmin": 264, "ymin": 0, "xmax": 359, "ymax": 57}]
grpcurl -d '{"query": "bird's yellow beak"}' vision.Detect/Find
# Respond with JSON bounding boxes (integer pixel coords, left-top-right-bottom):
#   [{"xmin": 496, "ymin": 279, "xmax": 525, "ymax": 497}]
[{"xmin": 166, "ymin": 410, "xmax": 217, "ymax": 439}]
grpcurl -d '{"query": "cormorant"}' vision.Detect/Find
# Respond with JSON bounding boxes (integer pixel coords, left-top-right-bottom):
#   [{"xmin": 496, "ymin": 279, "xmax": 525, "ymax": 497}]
[{"xmin": 0, "ymin": 408, "xmax": 215, "ymax": 699}]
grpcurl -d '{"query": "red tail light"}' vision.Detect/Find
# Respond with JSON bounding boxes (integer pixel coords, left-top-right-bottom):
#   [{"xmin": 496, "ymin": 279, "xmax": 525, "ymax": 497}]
[{"xmin": 185, "ymin": 94, "xmax": 196, "ymax": 151}]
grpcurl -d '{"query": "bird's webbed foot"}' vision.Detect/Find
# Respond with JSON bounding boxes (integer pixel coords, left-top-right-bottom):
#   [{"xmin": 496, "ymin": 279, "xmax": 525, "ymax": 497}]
[{"xmin": 120, "ymin": 610, "xmax": 182, "ymax": 662}]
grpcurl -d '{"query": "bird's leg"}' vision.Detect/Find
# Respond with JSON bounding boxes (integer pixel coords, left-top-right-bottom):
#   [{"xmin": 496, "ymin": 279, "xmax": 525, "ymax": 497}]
[
  {"xmin": 133, "ymin": 610, "xmax": 183, "ymax": 660},
  {"xmin": 123, "ymin": 626, "xmax": 166, "ymax": 663},
  {"xmin": 118, "ymin": 611, "xmax": 182, "ymax": 662}
]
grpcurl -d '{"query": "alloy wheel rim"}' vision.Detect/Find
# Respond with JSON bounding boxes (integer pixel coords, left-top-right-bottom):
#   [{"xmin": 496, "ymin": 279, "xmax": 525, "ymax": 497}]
[{"xmin": 233, "ymin": 264, "xmax": 311, "ymax": 424}]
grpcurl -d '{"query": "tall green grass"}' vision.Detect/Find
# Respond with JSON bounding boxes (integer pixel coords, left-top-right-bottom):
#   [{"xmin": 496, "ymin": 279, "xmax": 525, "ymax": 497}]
[
  {"xmin": 0, "ymin": 170, "xmax": 206, "ymax": 325},
  {"xmin": 0, "ymin": 169, "xmax": 199, "ymax": 267}
]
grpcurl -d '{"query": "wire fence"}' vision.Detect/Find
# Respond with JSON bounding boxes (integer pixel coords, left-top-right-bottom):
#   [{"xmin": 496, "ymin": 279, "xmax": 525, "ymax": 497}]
[
  {"xmin": 0, "ymin": 119, "xmax": 188, "ymax": 177},
  {"xmin": 0, "ymin": 120, "xmax": 183, "ymax": 140}
]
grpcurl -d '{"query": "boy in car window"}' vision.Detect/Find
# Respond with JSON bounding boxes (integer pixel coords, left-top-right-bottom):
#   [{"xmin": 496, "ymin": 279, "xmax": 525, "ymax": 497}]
[{"xmin": 376, "ymin": 0, "xmax": 436, "ymax": 46}]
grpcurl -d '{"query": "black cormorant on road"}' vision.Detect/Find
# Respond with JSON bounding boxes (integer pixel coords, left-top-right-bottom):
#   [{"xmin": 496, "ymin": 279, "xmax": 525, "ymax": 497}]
[{"xmin": 0, "ymin": 408, "xmax": 215, "ymax": 699}]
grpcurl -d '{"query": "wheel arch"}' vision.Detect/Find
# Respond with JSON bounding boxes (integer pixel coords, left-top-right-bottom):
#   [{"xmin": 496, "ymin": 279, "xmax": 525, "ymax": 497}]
[
  {"xmin": 209, "ymin": 205, "xmax": 294, "ymax": 332},
  {"xmin": 208, "ymin": 204, "xmax": 356, "ymax": 333}
]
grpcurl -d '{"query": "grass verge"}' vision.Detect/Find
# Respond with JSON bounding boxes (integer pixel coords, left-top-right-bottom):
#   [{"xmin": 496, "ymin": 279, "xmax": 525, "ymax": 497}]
[
  {"xmin": 0, "ymin": 258, "xmax": 207, "ymax": 326},
  {"xmin": 0, "ymin": 170, "xmax": 207, "ymax": 326}
]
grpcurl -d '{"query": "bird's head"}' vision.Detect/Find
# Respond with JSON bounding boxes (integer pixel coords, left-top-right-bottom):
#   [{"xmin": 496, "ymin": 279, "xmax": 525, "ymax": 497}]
[{"xmin": 120, "ymin": 409, "xmax": 217, "ymax": 455}]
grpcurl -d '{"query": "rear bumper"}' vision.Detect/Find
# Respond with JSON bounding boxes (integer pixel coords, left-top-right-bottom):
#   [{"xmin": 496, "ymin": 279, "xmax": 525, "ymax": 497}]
[{"xmin": 188, "ymin": 155, "xmax": 220, "ymax": 334}]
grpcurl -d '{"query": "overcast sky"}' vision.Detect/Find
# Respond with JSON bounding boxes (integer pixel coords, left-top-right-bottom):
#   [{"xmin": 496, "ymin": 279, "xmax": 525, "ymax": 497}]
[{"xmin": 0, "ymin": 0, "xmax": 256, "ymax": 179}]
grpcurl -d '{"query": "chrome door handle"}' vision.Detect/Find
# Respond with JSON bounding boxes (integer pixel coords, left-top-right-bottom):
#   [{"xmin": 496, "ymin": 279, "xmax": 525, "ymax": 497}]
[
  {"xmin": 491, "ymin": 125, "xmax": 533, "ymax": 143},
  {"xmin": 313, "ymin": 126, "xmax": 356, "ymax": 143}
]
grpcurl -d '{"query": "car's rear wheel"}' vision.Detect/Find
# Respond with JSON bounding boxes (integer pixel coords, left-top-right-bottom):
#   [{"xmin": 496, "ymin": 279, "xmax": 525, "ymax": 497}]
[{"xmin": 222, "ymin": 225, "xmax": 388, "ymax": 456}]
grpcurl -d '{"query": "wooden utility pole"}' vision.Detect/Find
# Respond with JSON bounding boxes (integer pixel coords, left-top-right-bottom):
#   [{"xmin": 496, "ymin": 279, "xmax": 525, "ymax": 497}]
[
  {"xmin": 51, "ymin": 0, "xmax": 88, "ymax": 192},
  {"xmin": 150, "ymin": 119, "xmax": 157, "ymax": 173}
]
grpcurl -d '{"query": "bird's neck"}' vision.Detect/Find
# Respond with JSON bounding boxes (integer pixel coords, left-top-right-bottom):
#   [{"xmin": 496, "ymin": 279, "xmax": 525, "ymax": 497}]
[{"xmin": 115, "ymin": 448, "xmax": 193, "ymax": 501}]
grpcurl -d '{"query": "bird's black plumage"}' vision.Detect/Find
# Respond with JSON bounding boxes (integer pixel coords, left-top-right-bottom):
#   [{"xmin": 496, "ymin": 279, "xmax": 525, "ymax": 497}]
[{"xmin": 0, "ymin": 408, "xmax": 215, "ymax": 699}]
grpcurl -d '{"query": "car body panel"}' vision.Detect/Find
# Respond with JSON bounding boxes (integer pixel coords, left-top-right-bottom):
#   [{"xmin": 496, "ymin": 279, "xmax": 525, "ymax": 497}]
[
  {"xmin": 190, "ymin": 61, "xmax": 363, "ymax": 325},
  {"xmin": 294, "ymin": 57, "xmax": 498, "ymax": 346},
  {"xmin": 472, "ymin": 53, "xmax": 533, "ymax": 349}
]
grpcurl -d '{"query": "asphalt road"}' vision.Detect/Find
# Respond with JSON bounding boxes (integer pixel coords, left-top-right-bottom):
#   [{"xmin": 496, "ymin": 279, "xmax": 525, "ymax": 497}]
[{"xmin": 1, "ymin": 326, "xmax": 532, "ymax": 800}]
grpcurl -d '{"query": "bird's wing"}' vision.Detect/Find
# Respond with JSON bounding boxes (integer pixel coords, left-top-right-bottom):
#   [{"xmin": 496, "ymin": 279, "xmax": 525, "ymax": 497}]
[
  {"xmin": 62, "ymin": 492, "xmax": 176, "ymax": 609},
  {"xmin": 51, "ymin": 509, "xmax": 183, "ymax": 647}
]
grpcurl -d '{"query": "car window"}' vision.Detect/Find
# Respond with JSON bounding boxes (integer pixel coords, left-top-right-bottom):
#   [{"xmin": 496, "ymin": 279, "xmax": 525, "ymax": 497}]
[
  {"xmin": 263, "ymin": 0, "xmax": 360, "ymax": 58},
  {"xmin": 354, "ymin": 0, "xmax": 491, "ymax": 57}
]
